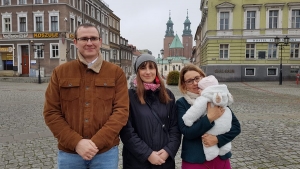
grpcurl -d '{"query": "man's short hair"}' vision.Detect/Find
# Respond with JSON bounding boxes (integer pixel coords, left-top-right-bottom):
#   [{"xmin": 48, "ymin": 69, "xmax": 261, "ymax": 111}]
[{"xmin": 74, "ymin": 23, "xmax": 100, "ymax": 39}]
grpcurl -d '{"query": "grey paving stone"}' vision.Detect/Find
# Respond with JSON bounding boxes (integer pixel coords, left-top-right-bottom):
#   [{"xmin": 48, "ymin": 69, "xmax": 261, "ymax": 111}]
[{"xmin": 1, "ymin": 80, "xmax": 300, "ymax": 168}]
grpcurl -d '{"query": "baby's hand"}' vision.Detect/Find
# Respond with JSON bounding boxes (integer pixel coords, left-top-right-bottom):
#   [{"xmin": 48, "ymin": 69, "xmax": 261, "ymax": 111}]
[{"xmin": 198, "ymin": 89, "xmax": 203, "ymax": 95}]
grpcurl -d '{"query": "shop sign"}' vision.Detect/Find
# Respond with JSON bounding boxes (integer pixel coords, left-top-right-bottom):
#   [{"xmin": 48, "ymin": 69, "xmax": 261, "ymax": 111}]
[
  {"xmin": 247, "ymin": 38, "xmax": 300, "ymax": 43},
  {"xmin": 0, "ymin": 47, "xmax": 13, "ymax": 53},
  {"xmin": 34, "ymin": 32, "xmax": 59, "ymax": 38},
  {"xmin": 3, "ymin": 33, "xmax": 28, "ymax": 39}
]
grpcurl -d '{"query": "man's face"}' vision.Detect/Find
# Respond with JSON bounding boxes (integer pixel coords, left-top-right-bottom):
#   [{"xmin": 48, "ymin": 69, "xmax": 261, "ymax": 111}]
[{"xmin": 74, "ymin": 26, "xmax": 102, "ymax": 60}]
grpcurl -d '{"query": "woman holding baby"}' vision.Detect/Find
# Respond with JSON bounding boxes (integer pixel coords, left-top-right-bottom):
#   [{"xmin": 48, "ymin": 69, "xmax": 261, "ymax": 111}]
[{"xmin": 176, "ymin": 64, "xmax": 241, "ymax": 169}]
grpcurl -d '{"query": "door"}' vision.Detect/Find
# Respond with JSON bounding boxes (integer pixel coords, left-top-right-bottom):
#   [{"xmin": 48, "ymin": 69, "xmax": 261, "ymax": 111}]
[{"xmin": 21, "ymin": 46, "xmax": 29, "ymax": 75}]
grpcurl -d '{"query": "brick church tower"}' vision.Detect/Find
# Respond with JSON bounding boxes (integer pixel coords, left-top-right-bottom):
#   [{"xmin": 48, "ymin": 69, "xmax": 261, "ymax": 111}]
[
  {"xmin": 163, "ymin": 11, "xmax": 175, "ymax": 58},
  {"xmin": 163, "ymin": 10, "xmax": 193, "ymax": 59},
  {"xmin": 182, "ymin": 10, "xmax": 193, "ymax": 59}
]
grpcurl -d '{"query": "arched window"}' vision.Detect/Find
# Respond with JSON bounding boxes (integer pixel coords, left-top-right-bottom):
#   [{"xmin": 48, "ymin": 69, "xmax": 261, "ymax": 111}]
[
  {"xmin": 173, "ymin": 65, "xmax": 175, "ymax": 71},
  {"xmin": 179, "ymin": 65, "xmax": 181, "ymax": 70},
  {"xmin": 164, "ymin": 65, "xmax": 167, "ymax": 71}
]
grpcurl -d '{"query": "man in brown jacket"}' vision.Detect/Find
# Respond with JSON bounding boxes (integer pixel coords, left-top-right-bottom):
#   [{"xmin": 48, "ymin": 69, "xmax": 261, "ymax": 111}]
[{"xmin": 43, "ymin": 23, "xmax": 129, "ymax": 169}]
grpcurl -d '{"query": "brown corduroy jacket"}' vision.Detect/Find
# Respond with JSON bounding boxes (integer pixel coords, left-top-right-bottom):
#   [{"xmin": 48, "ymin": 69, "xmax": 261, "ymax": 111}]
[{"xmin": 43, "ymin": 53, "xmax": 129, "ymax": 154}]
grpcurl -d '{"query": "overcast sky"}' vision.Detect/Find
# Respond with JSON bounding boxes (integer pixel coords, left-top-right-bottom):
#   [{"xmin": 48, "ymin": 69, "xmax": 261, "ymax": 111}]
[{"xmin": 107, "ymin": 0, "xmax": 202, "ymax": 58}]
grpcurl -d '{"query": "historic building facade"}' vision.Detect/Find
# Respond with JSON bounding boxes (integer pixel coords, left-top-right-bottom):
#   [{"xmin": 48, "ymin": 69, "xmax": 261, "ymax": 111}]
[
  {"xmin": 197, "ymin": 0, "xmax": 300, "ymax": 82},
  {"xmin": 0, "ymin": 0, "xmax": 132, "ymax": 77}
]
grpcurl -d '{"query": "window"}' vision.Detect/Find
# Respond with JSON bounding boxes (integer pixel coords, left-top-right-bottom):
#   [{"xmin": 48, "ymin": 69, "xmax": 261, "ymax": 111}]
[
  {"xmin": 164, "ymin": 65, "xmax": 167, "ymax": 71},
  {"xmin": 50, "ymin": 16, "xmax": 58, "ymax": 31},
  {"xmin": 97, "ymin": 10, "xmax": 100, "ymax": 21},
  {"xmin": 268, "ymin": 43, "xmax": 277, "ymax": 59},
  {"xmin": 245, "ymin": 68, "xmax": 255, "ymax": 76},
  {"xmin": 267, "ymin": 68, "xmax": 277, "ymax": 76},
  {"xmin": 18, "ymin": 0, "xmax": 26, "ymax": 4},
  {"xmin": 246, "ymin": 44, "xmax": 255, "ymax": 59},
  {"xmin": 36, "ymin": 16, "xmax": 43, "ymax": 32},
  {"xmin": 19, "ymin": 17, "xmax": 26, "ymax": 32},
  {"xmin": 219, "ymin": 44, "xmax": 229, "ymax": 59},
  {"xmin": 50, "ymin": 0, "xmax": 58, "ymax": 3},
  {"xmin": 50, "ymin": 44, "xmax": 59, "ymax": 58},
  {"xmin": 3, "ymin": 18, "xmax": 11, "ymax": 32},
  {"xmin": 35, "ymin": 0, "xmax": 42, "ymax": 4},
  {"xmin": 220, "ymin": 12, "xmax": 229, "ymax": 30},
  {"xmin": 91, "ymin": 6, "xmax": 95, "ymax": 18},
  {"xmin": 85, "ymin": 3, "xmax": 89, "ymax": 15},
  {"xmin": 78, "ymin": 0, "xmax": 82, "ymax": 10},
  {"xmin": 70, "ymin": 44, "xmax": 76, "ymax": 59},
  {"xmin": 247, "ymin": 11, "xmax": 256, "ymax": 30},
  {"xmin": 70, "ymin": 18, "xmax": 75, "ymax": 33},
  {"xmin": 291, "ymin": 10, "xmax": 300, "ymax": 28},
  {"xmin": 3, "ymin": 0, "xmax": 10, "ymax": 5},
  {"xmin": 290, "ymin": 43, "xmax": 299, "ymax": 58},
  {"xmin": 269, "ymin": 10, "xmax": 278, "ymax": 29},
  {"xmin": 34, "ymin": 45, "xmax": 44, "ymax": 58}
]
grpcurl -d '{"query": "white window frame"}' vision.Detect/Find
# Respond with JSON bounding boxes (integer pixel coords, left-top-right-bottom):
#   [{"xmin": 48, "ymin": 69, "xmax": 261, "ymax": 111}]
[
  {"xmin": 2, "ymin": 13, "xmax": 12, "ymax": 32},
  {"xmin": 78, "ymin": 0, "xmax": 82, "ymax": 10},
  {"xmin": 17, "ymin": 12, "xmax": 28, "ymax": 32},
  {"xmin": 2, "ymin": 0, "xmax": 11, "ymax": 5},
  {"xmin": 219, "ymin": 44, "xmax": 229, "ymax": 59},
  {"xmin": 50, "ymin": 43, "xmax": 59, "ymax": 58},
  {"xmin": 18, "ymin": 0, "xmax": 27, "ymax": 5},
  {"xmin": 33, "ymin": 11, "xmax": 44, "ymax": 32},
  {"xmin": 290, "ymin": 43, "xmax": 299, "ymax": 59},
  {"xmin": 70, "ymin": 44, "xmax": 76, "ymax": 59},
  {"xmin": 33, "ymin": 44, "xmax": 44, "ymax": 59},
  {"xmin": 243, "ymin": 5, "xmax": 261, "ymax": 30},
  {"xmin": 267, "ymin": 68, "xmax": 278, "ymax": 76},
  {"xmin": 85, "ymin": 3, "xmax": 89, "ymax": 15},
  {"xmin": 245, "ymin": 68, "xmax": 255, "ymax": 76},
  {"xmin": 91, "ymin": 6, "xmax": 95, "ymax": 18},
  {"xmin": 268, "ymin": 43, "xmax": 277, "ymax": 59},
  {"xmin": 48, "ymin": 11, "xmax": 59, "ymax": 32},
  {"xmin": 97, "ymin": 10, "xmax": 100, "ymax": 21},
  {"xmin": 217, "ymin": 8, "xmax": 233, "ymax": 31},
  {"xmin": 245, "ymin": 44, "xmax": 255, "ymax": 59},
  {"xmin": 288, "ymin": 3, "xmax": 300, "ymax": 28},
  {"xmin": 69, "ymin": 13, "xmax": 75, "ymax": 32},
  {"xmin": 265, "ymin": 4, "xmax": 283, "ymax": 29}
]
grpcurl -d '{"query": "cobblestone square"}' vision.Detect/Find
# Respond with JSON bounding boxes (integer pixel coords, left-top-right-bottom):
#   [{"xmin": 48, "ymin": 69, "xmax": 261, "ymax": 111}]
[{"xmin": 1, "ymin": 81, "xmax": 300, "ymax": 169}]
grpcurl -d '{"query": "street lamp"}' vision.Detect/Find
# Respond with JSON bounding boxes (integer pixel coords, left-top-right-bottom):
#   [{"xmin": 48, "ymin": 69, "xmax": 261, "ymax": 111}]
[
  {"xmin": 274, "ymin": 36, "xmax": 290, "ymax": 85},
  {"xmin": 168, "ymin": 58, "xmax": 172, "ymax": 73},
  {"xmin": 113, "ymin": 49, "xmax": 116, "ymax": 64},
  {"xmin": 160, "ymin": 49, "xmax": 164, "ymax": 77},
  {"xmin": 32, "ymin": 43, "xmax": 44, "ymax": 84}
]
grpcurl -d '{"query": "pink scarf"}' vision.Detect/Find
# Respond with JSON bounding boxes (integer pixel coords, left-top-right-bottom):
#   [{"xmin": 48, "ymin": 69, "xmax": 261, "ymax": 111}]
[{"xmin": 133, "ymin": 78, "xmax": 161, "ymax": 91}]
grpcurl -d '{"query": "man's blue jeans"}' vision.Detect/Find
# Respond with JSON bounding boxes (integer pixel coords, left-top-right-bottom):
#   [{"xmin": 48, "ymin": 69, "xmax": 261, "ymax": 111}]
[{"xmin": 57, "ymin": 146, "xmax": 119, "ymax": 169}]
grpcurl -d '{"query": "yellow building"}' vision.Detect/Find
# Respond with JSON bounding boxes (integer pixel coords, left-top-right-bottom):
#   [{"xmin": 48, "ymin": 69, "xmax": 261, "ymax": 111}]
[{"xmin": 197, "ymin": 0, "xmax": 300, "ymax": 82}]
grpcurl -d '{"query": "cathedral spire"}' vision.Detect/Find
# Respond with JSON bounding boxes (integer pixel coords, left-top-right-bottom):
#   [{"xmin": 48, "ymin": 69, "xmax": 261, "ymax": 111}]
[
  {"xmin": 183, "ymin": 9, "xmax": 192, "ymax": 36},
  {"xmin": 165, "ymin": 10, "xmax": 175, "ymax": 37}
]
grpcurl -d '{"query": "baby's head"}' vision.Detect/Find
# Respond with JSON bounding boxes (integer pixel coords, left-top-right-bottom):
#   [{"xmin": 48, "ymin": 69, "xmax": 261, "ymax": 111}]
[{"xmin": 198, "ymin": 75, "xmax": 218, "ymax": 90}]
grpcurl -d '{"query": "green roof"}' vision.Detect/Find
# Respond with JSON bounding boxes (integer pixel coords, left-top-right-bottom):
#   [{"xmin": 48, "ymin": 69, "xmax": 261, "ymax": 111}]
[
  {"xmin": 156, "ymin": 56, "xmax": 190, "ymax": 64},
  {"xmin": 169, "ymin": 34, "xmax": 184, "ymax": 49}
]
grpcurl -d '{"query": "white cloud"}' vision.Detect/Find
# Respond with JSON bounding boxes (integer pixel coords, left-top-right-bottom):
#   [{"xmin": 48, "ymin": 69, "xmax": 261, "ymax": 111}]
[{"xmin": 108, "ymin": 0, "xmax": 202, "ymax": 57}]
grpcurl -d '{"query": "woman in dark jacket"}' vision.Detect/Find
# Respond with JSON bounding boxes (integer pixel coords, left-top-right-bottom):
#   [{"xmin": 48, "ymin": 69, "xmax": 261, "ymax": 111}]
[
  {"xmin": 176, "ymin": 64, "xmax": 241, "ymax": 169},
  {"xmin": 120, "ymin": 54, "xmax": 181, "ymax": 169}
]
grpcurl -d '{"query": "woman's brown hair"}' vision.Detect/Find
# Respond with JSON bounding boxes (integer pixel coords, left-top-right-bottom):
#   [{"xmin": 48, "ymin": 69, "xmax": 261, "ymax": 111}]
[
  {"xmin": 136, "ymin": 61, "xmax": 171, "ymax": 104},
  {"xmin": 178, "ymin": 64, "xmax": 206, "ymax": 94}
]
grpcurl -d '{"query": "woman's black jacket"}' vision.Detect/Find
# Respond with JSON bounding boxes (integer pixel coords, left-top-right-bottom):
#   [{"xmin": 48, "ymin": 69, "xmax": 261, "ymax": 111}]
[{"xmin": 120, "ymin": 88, "xmax": 181, "ymax": 169}]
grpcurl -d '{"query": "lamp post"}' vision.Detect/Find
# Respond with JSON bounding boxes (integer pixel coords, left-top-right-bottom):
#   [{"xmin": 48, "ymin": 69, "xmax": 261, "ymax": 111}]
[
  {"xmin": 113, "ymin": 49, "xmax": 116, "ymax": 64},
  {"xmin": 160, "ymin": 49, "xmax": 164, "ymax": 77},
  {"xmin": 32, "ymin": 43, "xmax": 44, "ymax": 84},
  {"xmin": 168, "ymin": 58, "xmax": 172, "ymax": 74},
  {"xmin": 274, "ymin": 36, "xmax": 290, "ymax": 85}
]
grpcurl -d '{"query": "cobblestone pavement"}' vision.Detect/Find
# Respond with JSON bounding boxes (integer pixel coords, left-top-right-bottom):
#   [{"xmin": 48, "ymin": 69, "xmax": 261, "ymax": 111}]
[{"xmin": 1, "ymin": 81, "xmax": 300, "ymax": 169}]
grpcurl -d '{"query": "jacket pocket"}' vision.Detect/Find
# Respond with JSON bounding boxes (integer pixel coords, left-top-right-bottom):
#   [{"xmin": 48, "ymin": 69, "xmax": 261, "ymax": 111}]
[
  {"xmin": 60, "ymin": 78, "xmax": 81, "ymax": 101},
  {"xmin": 95, "ymin": 78, "xmax": 115, "ymax": 100}
]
